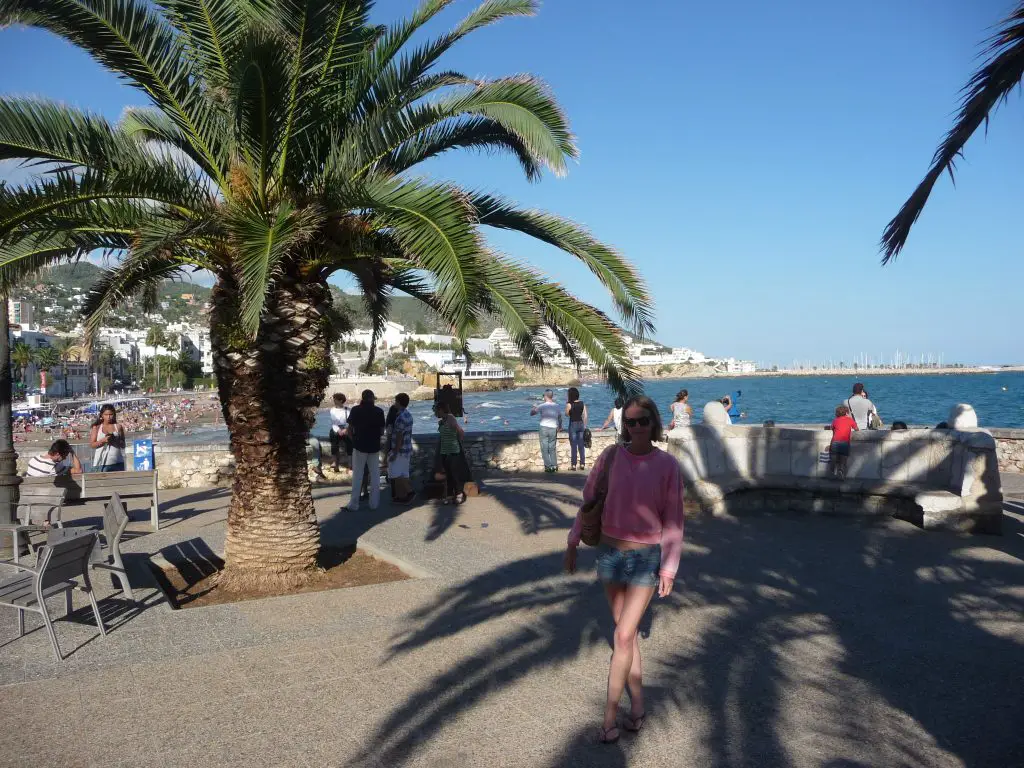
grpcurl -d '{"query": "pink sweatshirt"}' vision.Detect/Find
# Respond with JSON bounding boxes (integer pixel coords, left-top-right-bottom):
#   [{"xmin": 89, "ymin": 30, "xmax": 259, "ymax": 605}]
[{"xmin": 568, "ymin": 445, "xmax": 685, "ymax": 579}]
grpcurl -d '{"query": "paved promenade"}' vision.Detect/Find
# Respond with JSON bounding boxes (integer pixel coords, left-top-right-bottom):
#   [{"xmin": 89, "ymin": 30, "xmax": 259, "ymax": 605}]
[{"xmin": 1, "ymin": 473, "xmax": 1022, "ymax": 767}]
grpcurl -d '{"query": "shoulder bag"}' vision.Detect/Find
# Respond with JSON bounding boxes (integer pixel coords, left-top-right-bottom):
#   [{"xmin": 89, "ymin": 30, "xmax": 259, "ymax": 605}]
[{"xmin": 579, "ymin": 446, "xmax": 619, "ymax": 546}]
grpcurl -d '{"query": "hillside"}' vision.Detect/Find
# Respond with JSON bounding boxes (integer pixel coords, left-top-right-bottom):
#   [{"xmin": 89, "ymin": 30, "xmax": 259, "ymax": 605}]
[{"xmin": 329, "ymin": 287, "xmax": 501, "ymax": 336}]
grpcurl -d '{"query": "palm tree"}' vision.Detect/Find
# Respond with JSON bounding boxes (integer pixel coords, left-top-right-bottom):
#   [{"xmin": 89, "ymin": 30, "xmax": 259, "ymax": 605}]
[
  {"xmin": 33, "ymin": 345, "xmax": 60, "ymax": 394},
  {"xmin": 10, "ymin": 342, "xmax": 33, "ymax": 393},
  {"xmin": 51, "ymin": 335, "xmax": 76, "ymax": 396},
  {"xmin": 0, "ymin": 0, "xmax": 653, "ymax": 591},
  {"xmin": 881, "ymin": 2, "xmax": 1024, "ymax": 261},
  {"xmin": 145, "ymin": 326, "xmax": 168, "ymax": 390}
]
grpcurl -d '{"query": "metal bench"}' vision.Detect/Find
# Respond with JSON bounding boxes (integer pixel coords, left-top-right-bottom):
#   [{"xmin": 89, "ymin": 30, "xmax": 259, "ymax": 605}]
[
  {"xmin": 0, "ymin": 487, "xmax": 68, "ymax": 563},
  {"xmin": 80, "ymin": 470, "xmax": 161, "ymax": 532},
  {"xmin": 0, "ymin": 531, "xmax": 107, "ymax": 661},
  {"xmin": 89, "ymin": 492, "xmax": 135, "ymax": 601}
]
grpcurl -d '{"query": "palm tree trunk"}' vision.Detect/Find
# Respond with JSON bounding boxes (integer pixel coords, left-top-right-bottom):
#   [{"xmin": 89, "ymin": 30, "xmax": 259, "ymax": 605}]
[{"xmin": 211, "ymin": 274, "xmax": 333, "ymax": 592}]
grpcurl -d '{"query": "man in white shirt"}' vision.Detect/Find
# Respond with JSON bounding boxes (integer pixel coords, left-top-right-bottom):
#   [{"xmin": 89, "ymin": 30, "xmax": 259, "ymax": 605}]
[
  {"xmin": 329, "ymin": 393, "xmax": 351, "ymax": 471},
  {"xmin": 531, "ymin": 389, "xmax": 563, "ymax": 473},
  {"xmin": 25, "ymin": 439, "xmax": 83, "ymax": 477}
]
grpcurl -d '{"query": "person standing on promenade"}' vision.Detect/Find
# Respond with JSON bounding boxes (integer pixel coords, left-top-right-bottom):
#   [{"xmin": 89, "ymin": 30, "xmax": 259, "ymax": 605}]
[
  {"xmin": 329, "ymin": 393, "xmax": 351, "ymax": 472},
  {"xmin": 829, "ymin": 404, "xmax": 858, "ymax": 479},
  {"xmin": 436, "ymin": 400, "xmax": 468, "ymax": 504},
  {"xmin": 669, "ymin": 390, "xmax": 692, "ymax": 430},
  {"xmin": 531, "ymin": 389, "xmax": 562, "ymax": 472},
  {"xmin": 564, "ymin": 395, "xmax": 684, "ymax": 744},
  {"xmin": 90, "ymin": 404, "xmax": 126, "ymax": 472},
  {"xmin": 565, "ymin": 387, "xmax": 589, "ymax": 470},
  {"xmin": 346, "ymin": 390, "xmax": 385, "ymax": 511},
  {"xmin": 846, "ymin": 383, "xmax": 882, "ymax": 430},
  {"xmin": 601, "ymin": 397, "xmax": 625, "ymax": 443},
  {"xmin": 388, "ymin": 393, "xmax": 415, "ymax": 503}
]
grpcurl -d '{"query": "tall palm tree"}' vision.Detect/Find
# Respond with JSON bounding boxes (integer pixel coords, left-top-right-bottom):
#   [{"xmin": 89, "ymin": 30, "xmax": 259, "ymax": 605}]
[
  {"xmin": 0, "ymin": 0, "xmax": 653, "ymax": 591},
  {"xmin": 51, "ymin": 335, "xmax": 76, "ymax": 396},
  {"xmin": 881, "ymin": 2, "xmax": 1024, "ymax": 261},
  {"xmin": 10, "ymin": 342, "xmax": 33, "ymax": 392}
]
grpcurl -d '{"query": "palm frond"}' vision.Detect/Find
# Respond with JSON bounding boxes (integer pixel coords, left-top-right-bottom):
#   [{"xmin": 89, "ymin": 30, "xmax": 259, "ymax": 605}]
[
  {"xmin": 81, "ymin": 252, "xmax": 193, "ymax": 346},
  {"xmin": 0, "ymin": 0, "xmax": 230, "ymax": 187},
  {"xmin": 380, "ymin": 116, "xmax": 543, "ymax": 179},
  {"xmin": 0, "ymin": 97, "xmax": 140, "ymax": 173},
  {"xmin": 158, "ymin": 0, "xmax": 247, "ymax": 83},
  {"xmin": 226, "ymin": 199, "xmax": 322, "ymax": 336},
  {"xmin": 357, "ymin": 176, "xmax": 483, "ymax": 337},
  {"xmin": 881, "ymin": 2, "xmax": 1024, "ymax": 263},
  {"xmin": 119, "ymin": 106, "xmax": 220, "ymax": 179},
  {"xmin": 490, "ymin": 257, "xmax": 641, "ymax": 395},
  {"xmin": 0, "ymin": 232, "xmax": 86, "ymax": 294},
  {"xmin": 469, "ymin": 192, "xmax": 654, "ymax": 338}
]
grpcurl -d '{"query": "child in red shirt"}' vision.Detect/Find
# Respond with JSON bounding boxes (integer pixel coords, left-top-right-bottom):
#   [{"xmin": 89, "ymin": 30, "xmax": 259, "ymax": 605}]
[{"xmin": 829, "ymin": 404, "xmax": 858, "ymax": 479}]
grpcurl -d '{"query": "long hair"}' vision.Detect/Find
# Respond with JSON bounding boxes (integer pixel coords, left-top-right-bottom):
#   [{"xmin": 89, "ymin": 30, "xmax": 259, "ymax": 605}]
[
  {"xmin": 675, "ymin": 389, "xmax": 688, "ymax": 402},
  {"xmin": 567, "ymin": 386, "xmax": 580, "ymax": 403},
  {"xmin": 620, "ymin": 395, "xmax": 664, "ymax": 443},
  {"xmin": 92, "ymin": 404, "xmax": 117, "ymax": 428}
]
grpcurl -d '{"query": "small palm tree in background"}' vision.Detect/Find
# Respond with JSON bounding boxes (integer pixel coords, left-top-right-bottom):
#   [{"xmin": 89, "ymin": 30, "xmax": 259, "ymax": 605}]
[
  {"xmin": 9, "ymin": 342, "xmax": 33, "ymax": 393},
  {"xmin": 51, "ymin": 336, "xmax": 76, "ymax": 397},
  {"xmin": 0, "ymin": 0, "xmax": 653, "ymax": 590},
  {"xmin": 33, "ymin": 345, "xmax": 59, "ymax": 393},
  {"xmin": 882, "ymin": 2, "xmax": 1024, "ymax": 261},
  {"xmin": 144, "ymin": 326, "xmax": 169, "ymax": 390}
]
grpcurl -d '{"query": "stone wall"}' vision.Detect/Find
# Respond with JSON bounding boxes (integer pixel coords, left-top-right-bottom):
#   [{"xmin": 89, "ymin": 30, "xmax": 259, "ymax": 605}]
[{"xmin": 990, "ymin": 428, "xmax": 1024, "ymax": 474}]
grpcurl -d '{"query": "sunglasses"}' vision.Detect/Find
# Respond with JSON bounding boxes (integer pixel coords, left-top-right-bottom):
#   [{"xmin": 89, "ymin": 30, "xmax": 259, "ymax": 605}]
[{"xmin": 623, "ymin": 416, "xmax": 651, "ymax": 428}]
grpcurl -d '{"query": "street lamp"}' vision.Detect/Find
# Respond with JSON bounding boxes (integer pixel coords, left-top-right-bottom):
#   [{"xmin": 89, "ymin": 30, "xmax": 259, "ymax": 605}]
[{"xmin": 0, "ymin": 295, "xmax": 22, "ymax": 557}]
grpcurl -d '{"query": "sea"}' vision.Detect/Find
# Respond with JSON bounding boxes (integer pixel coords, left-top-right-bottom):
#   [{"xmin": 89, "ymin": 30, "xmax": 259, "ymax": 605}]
[{"xmin": 171, "ymin": 372, "xmax": 1024, "ymax": 443}]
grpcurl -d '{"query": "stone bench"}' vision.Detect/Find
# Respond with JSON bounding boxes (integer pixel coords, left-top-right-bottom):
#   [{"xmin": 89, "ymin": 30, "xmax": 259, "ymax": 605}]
[{"xmin": 670, "ymin": 421, "xmax": 1002, "ymax": 534}]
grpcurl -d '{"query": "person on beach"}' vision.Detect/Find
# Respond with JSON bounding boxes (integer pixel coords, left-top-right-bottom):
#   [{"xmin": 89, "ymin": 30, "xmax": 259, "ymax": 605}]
[
  {"xmin": 565, "ymin": 387, "xmax": 588, "ymax": 470},
  {"xmin": 829, "ymin": 404, "xmax": 858, "ymax": 479},
  {"xmin": 329, "ymin": 393, "xmax": 351, "ymax": 471},
  {"xmin": 436, "ymin": 400, "xmax": 468, "ymax": 504},
  {"xmin": 346, "ymin": 390, "xmax": 385, "ymax": 511},
  {"xmin": 601, "ymin": 397, "xmax": 625, "ymax": 443},
  {"xmin": 727, "ymin": 390, "xmax": 743, "ymax": 422},
  {"xmin": 669, "ymin": 390, "xmax": 692, "ymax": 429},
  {"xmin": 388, "ymin": 393, "xmax": 416, "ymax": 504},
  {"xmin": 90, "ymin": 404, "xmax": 126, "ymax": 472},
  {"xmin": 25, "ymin": 439, "xmax": 83, "ymax": 478},
  {"xmin": 846, "ymin": 383, "xmax": 882, "ymax": 430},
  {"xmin": 531, "ymin": 389, "xmax": 563, "ymax": 473},
  {"xmin": 564, "ymin": 395, "xmax": 684, "ymax": 744}
]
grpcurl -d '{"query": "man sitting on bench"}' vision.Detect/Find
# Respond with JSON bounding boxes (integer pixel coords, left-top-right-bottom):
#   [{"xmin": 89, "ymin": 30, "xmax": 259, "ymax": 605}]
[{"xmin": 24, "ymin": 439, "xmax": 83, "ymax": 478}]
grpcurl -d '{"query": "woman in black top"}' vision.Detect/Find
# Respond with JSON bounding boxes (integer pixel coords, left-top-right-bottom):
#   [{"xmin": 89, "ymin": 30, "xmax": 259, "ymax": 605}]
[{"xmin": 564, "ymin": 387, "xmax": 588, "ymax": 470}]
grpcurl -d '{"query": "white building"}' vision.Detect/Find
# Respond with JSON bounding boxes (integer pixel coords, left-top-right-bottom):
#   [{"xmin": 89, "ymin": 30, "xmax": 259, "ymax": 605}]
[
  {"xmin": 9, "ymin": 300, "xmax": 35, "ymax": 328},
  {"xmin": 178, "ymin": 326, "xmax": 214, "ymax": 375},
  {"xmin": 415, "ymin": 350, "xmax": 455, "ymax": 369}
]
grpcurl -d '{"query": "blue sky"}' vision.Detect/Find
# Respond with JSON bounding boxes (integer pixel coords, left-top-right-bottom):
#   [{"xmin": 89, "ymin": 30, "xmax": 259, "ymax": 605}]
[{"xmin": 1, "ymin": 0, "xmax": 1022, "ymax": 365}]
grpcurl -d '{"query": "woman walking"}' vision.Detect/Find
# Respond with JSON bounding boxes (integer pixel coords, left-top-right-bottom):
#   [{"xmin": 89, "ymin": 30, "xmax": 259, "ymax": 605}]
[
  {"xmin": 565, "ymin": 387, "xmax": 589, "ymax": 470},
  {"xmin": 669, "ymin": 389, "xmax": 693, "ymax": 429},
  {"xmin": 436, "ymin": 401, "xmax": 468, "ymax": 504},
  {"xmin": 89, "ymin": 404, "xmax": 126, "ymax": 472},
  {"xmin": 564, "ymin": 395, "xmax": 684, "ymax": 743},
  {"xmin": 600, "ymin": 397, "xmax": 625, "ymax": 443}
]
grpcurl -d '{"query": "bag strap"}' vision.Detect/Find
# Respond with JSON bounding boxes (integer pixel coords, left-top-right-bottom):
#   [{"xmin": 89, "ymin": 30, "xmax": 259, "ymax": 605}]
[{"xmin": 595, "ymin": 445, "xmax": 618, "ymax": 498}]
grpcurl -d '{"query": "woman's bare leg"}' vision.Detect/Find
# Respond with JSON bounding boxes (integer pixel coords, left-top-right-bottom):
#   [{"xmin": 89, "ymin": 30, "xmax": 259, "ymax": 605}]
[
  {"xmin": 604, "ymin": 584, "xmax": 646, "ymax": 717},
  {"xmin": 602, "ymin": 584, "xmax": 656, "ymax": 732}
]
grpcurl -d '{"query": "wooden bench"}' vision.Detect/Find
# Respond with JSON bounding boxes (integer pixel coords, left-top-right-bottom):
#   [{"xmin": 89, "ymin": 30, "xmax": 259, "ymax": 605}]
[
  {"xmin": 18, "ymin": 474, "xmax": 82, "ymax": 502},
  {"xmin": 80, "ymin": 471, "xmax": 160, "ymax": 532},
  {"xmin": 0, "ymin": 486, "xmax": 67, "ymax": 563}
]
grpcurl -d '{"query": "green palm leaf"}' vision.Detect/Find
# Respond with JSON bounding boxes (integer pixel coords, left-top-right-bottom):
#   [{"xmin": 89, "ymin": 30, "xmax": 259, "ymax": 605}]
[{"xmin": 881, "ymin": 2, "xmax": 1024, "ymax": 262}]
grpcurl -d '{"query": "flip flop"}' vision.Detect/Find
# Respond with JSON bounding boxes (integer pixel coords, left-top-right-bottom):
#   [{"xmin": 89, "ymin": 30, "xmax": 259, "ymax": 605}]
[
  {"xmin": 597, "ymin": 726, "xmax": 619, "ymax": 744},
  {"xmin": 623, "ymin": 712, "xmax": 646, "ymax": 733}
]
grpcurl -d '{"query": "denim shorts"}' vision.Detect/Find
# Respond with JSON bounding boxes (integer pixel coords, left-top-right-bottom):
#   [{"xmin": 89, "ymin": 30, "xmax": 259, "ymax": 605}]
[{"xmin": 595, "ymin": 543, "xmax": 662, "ymax": 587}]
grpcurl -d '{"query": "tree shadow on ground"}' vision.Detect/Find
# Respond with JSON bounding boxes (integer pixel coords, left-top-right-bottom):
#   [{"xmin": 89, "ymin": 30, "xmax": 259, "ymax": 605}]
[
  {"xmin": 349, "ymin": 510, "xmax": 1024, "ymax": 767},
  {"xmin": 483, "ymin": 472, "xmax": 586, "ymax": 535}
]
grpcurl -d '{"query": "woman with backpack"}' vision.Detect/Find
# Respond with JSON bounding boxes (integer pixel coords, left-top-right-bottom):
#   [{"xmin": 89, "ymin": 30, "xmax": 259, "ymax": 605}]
[{"xmin": 563, "ymin": 395, "xmax": 685, "ymax": 743}]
